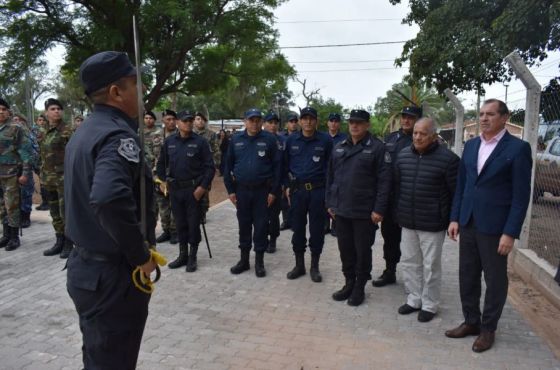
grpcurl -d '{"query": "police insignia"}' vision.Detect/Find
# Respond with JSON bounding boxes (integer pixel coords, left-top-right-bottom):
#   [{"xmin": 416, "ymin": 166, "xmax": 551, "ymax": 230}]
[
  {"xmin": 258, "ymin": 150, "xmax": 266, "ymax": 157},
  {"xmin": 118, "ymin": 138, "xmax": 140, "ymax": 163},
  {"xmin": 312, "ymin": 156, "xmax": 320, "ymax": 162},
  {"xmin": 384, "ymin": 152, "xmax": 392, "ymax": 163},
  {"xmin": 153, "ymin": 136, "xmax": 161, "ymax": 145}
]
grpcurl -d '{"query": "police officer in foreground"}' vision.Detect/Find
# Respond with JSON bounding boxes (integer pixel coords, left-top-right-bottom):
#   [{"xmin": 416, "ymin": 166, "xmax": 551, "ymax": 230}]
[
  {"xmin": 373, "ymin": 105, "xmax": 421, "ymax": 287},
  {"xmin": 224, "ymin": 108, "xmax": 280, "ymax": 277},
  {"xmin": 157, "ymin": 111, "xmax": 215, "ymax": 272},
  {"xmin": 279, "ymin": 111, "xmax": 299, "ymax": 231},
  {"xmin": 327, "ymin": 109, "xmax": 391, "ymax": 306},
  {"xmin": 64, "ymin": 51, "xmax": 157, "ymax": 369},
  {"xmin": 284, "ymin": 107, "xmax": 332, "ymax": 282}
]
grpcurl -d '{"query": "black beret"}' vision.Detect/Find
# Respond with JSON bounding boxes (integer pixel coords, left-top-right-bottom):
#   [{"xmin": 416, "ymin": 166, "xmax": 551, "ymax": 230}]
[
  {"xmin": 79, "ymin": 51, "xmax": 137, "ymax": 95},
  {"xmin": 195, "ymin": 112, "xmax": 208, "ymax": 121},
  {"xmin": 400, "ymin": 105, "xmax": 422, "ymax": 118},
  {"xmin": 0, "ymin": 98, "xmax": 9, "ymax": 109},
  {"xmin": 348, "ymin": 109, "xmax": 370, "ymax": 122},
  {"xmin": 144, "ymin": 110, "xmax": 156, "ymax": 120},
  {"xmin": 44, "ymin": 98, "xmax": 63, "ymax": 110},
  {"xmin": 162, "ymin": 109, "xmax": 177, "ymax": 118},
  {"xmin": 300, "ymin": 107, "xmax": 317, "ymax": 118}
]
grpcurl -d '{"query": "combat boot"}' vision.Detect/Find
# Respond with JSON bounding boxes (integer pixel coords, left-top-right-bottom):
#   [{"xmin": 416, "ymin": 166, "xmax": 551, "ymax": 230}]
[
  {"xmin": 255, "ymin": 251, "xmax": 266, "ymax": 277},
  {"xmin": 186, "ymin": 245, "xmax": 198, "ymax": 272},
  {"xmin": 347, "ymin": 278, "xmax": 368, "ymax": 306},
  {"xmin": 266, "ymin": 238, "xmax": 277, "ymax": 254},
  {"xmin": 5, "ymin": 226, "xmax": 20, "ymax": 251},
  {"xmin": 230, "ymin": 248, "xmax": 250, "ymax": 274},
  {"xmin": 287, "ymin": 252, "xmax": 306, "ymax": 279},
  {"xmin": 43, "ymin": 234, "xmax": 65, "ymax": 256},
  {"xmin": 169, "ymin": 231, "xmax": 178, "ymax": 245},
  {"xmin": 168, "ymin": 244, "xmax": 188, "ymax": 269},
  {"xmin": 20, "ymin": 211, "xmax": 31, "ymax": 228},
  {"xmin": 156, "ymin": 230, "xmax": 171, "ymax": 243},
  {"xmin": 372, "ymin": 266, "xmax": 396, "ymax": 287},
  {"xmin": 332, "ymin": 277, "xmax": 355, "ymax": 301},
  {"xmin": 310, "ymin": 253, "xmax": 322, "ymax": 282},
  {"xmin": 60, "ymin": 238, "xmax": 74, "ymax": 259},
  {"xmin": 0, "ymin": 223, "xmax": 10, "ymax": 248}
]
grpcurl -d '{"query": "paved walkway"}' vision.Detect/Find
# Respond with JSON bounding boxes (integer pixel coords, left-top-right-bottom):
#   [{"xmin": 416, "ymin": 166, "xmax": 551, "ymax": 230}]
[{"xmin": 0, "ymin": 202, "xmax": 558, "ymax": 370}]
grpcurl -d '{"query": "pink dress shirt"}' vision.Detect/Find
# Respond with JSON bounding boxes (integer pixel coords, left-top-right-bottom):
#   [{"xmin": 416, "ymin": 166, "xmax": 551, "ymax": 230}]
[{"xmin": 477, "ymin": 128, "xmax": 507, "ymax": 174}]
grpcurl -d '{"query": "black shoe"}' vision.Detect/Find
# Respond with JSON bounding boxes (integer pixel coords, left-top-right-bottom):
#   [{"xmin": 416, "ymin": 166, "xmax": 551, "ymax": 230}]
[
  {"xmin": 35, "ymin": 203, "xmax": 49, "ymax": 211},
  {"xmin": 310, "ymin": 253, "xmax": 322, "ymax": 283},
  {"xmin": 156, "ymin": 230, "xmax": 171, "ymax": 243},
  {"xmin": 20, "ymin": 212, "xmax": 31, "ymax": 228},
  {"xmin": 0, "ymin": 223, "xmax": 10, "ymax": 248},
  {"xmin": 231, "ymin": 248, "xmax": 251, "ymax": 274},
  {"xmin": 372, "ymin": 269, "xmax": 396, "ymax": 287},
  {"xmin": 398, "ymin": 303, "xmax": 421, "ymax": 315},
  {"xmin": 347, "ymin": 279, "xmax": 367, "ymax": 306},
  {"xmin": 287, "ymin": 252, "xmax": 306, "ymax": 279},
  {"xmin": 186, "ymin": 245, "xmax": 198, "ymax": 272},
  {"xmin": 255, "ymin": 251, "xmax": 266, "ymax": 277},
  {"xmin": 169, "ymin": 244, "xmax": 188, "ymax": 269},
  {"xmin": 332, "ymin": 277, "xmax": 355, "ymax": 301},
  {"xmin": 266, "ymin": 238, "xmax": 277, "ymax": 254},
  {"xmin": 5, "ymin": 226, "xmax": 20, "ymax": 251},
  {"xmin": 60, "ymin": 239, "xmax": 74, "ymax": 259},
  {"xmin": 169, "ymin": 232, "xmax": 178, "ymax": 244},
  {"xmin": 280, "ymin": 221, "xmax": 290, "ymax": 231},
  {"xmin": 418, "ymin": 310, "xmax": 436, "ymax": 322},
  {"xmin": 329, "ymin": 228, "xmax": 337, "ymax": 237},
  {"xmin": 324, "ymin": 227, "xmax": 331, "ymax": 235},
  {"xmin": 43, "ymin": 234, "xmax": 65, "ymax": 256}
]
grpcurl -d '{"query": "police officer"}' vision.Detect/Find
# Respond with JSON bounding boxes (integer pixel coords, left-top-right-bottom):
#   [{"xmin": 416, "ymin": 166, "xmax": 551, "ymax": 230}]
[
  {"xmin": 325, "ymin": 112, "xmax": 347, "ymax": 237},
  {"xmin": 65, "ymin": 51, "xmax": 157, "ymax": 370},
  {"xmin": 0, "ymin": 98, "xmax": 32, "ymax": 251},
  {"xmin": 223, "ymin": 108, "xmax": 280, "ymax": 277},
  {"xmin": 157, "ymin": 111, "xmax": 215, "ymax": 272},
  {"xmin": 263, "ymin": 112, "xmax": 285, "ymax": 254},
  {"xmin": 284, "ymin": 107, "xmax": 332, "ymax": 282},
  {"xmin": 279, "ymin": 111, "xmax": 299, "ymax": 231},
  {"xmin": 373, "ymin": 105, "xmax": 421, "ymax": 287},
  {"xmin": 41, "ymin": 98, "xmax": 74, "ymax": 258},
  {"xmin": 326, "ymin": 109, "xmax": 391, "ymax": 306}
]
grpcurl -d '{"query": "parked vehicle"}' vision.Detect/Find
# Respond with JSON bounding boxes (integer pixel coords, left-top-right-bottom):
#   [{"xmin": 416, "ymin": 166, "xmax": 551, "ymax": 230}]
[{"xmin": 534, "ymin": 136, "xmax": 560, "ymax": 199}]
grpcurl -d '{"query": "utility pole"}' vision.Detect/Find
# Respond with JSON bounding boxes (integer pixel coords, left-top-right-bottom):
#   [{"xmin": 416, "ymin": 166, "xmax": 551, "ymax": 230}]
[
  {"xmin": 504, "ymin": 82, "xmax": 509, "ymax": 104},
  {"xmin": 24, "ymin": 71, "xmax": 34, "ymax": 123}
]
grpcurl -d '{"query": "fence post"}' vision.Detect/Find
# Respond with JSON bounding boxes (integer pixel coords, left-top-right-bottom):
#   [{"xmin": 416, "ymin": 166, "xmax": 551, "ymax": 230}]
[
  {"xmin": 504, "ymin": 51, "xmax": 541, "ymax": 248},
  {"xmin": 444, "ymin": 88, "xmax": 465, "ymax": 156}
]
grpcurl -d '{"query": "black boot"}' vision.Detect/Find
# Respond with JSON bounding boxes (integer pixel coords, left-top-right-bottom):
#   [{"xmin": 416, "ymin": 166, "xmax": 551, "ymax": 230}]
[
  {"xmin": 5, "ymin": 226, "xmax": 21, "ymax": 251},
  {"xmin": 372, "ymin": 266, "xmax": 396, "ymax": 287},
  {"xmin": 333, "ymin": 277, "xmax": 355, "ymax": 301},
  {"xmin": 186, "ymin": 245, "xmax": 198, "ymax": 272},
  {"xmin": 266, "ymin": 238, "xmax": 277, "ymax": 254},
  {"xmin": 169, "ymin": 231, "xmax": 178, "ymax": 244},
  {"xmin": 230, "ymin": 248, "xmax": 251, "ymax": 274},
  {"xmin": 255, "ymin": 251, "xmax": 266, "ymax": 277},
  {"xmin": 36, "ymin": 187, "xmax": 50, "ymax": 211},
  {"xmin": 156, "ymin": 230, "xmax": 171, "ymax": 243},
  {"xmin": 310, "ymin": 253, "xmax": 322, "ymax": 282},
  {"xmin": 43, "ymin": 234, "xmax": 64, "ymax": 256},
  {"xmin": 280, "ymin": 221, "xmax": 290, "ymax": 231},
  {"xmin": 347, "ymin": 278, "xmax": 368, "ymax": 306},
  {"xmin": 168, "ymin": 244, "xmax": 188, "ymax": 269},
  {"xmin": 60, "ymin": 238, "xmax": 74, "ymax": 259},
  {"xmin": 0, "ymin": 223, "xmax": 10, "ymax": 248},
  {"xmin": 20, "ymin": 211, "xmax": 31, "ymax": 228},
  {"xmin": 330, "ymin": 220, "xmax": 337, "ymax": 237},
  {"xmin": 287, "ymin": 252, "xmax": 306, "ymax": 280}
]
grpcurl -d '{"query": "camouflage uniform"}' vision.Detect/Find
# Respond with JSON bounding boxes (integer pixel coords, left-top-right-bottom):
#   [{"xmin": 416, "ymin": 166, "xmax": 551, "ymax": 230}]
[
  {"xmin": 156, "ymin": 129, "xmax": 176, "ymax": 234},
  {"xmin": 0, "ymin": 119, "xmax": 33, "ymax": 227},
  {"xmin": 193, "ymin": 127, "xmax": 220, "ymax": 218},
  {"xmin": 19, "ymin": 123, "xmax": 39, "ymax": 215},
  {"xmin": 143, "ymin": 126, "xmax": 163, "ymax": 171},
  {"xmin": 39, "ymin": 121, "xmax": 73, "ymax": 234}
]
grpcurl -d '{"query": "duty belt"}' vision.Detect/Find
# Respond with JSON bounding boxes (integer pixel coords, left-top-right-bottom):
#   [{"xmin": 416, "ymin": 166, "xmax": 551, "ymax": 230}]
[
  {"xmin": 75, "ymin": 245, "xmax": 122, "ymax": 264},
  {"xmin": 293, "ymin": 180, "xmax": 325, "ymax": 191},
  {"xmin": 170, "ymin": 178, "xmax": 198, "ymax": 189}
]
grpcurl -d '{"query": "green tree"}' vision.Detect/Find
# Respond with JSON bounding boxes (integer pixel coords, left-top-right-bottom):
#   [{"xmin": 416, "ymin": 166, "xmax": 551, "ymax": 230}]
[
  {"xmin": 309, "ymin": 96, "xmax": 346, "ymax": 132},
  {"xmin": 389, "ymin": 0, "xmax": 560, "ymax": 93}
]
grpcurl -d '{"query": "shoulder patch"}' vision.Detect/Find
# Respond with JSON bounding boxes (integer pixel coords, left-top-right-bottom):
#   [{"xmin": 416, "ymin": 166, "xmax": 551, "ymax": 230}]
[{"xmin": 118, "ymin": 138, "xmax": 140, "ymax": 163}]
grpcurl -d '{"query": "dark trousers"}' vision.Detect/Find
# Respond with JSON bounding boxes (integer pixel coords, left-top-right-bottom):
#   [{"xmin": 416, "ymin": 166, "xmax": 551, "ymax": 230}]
[
  {"xmin": 380, "ymin": 212, "xmax": 402, "ymax": 269},
  {"xmin": 459, "ymin": 221, "xmax": 508, "ymax": 332},
  {"xmin": 236, "ymin": 186, "xmax": 269, "ymax": 252},
  {"xmin": 170, "ymin": 188, "xmax": 201, "ymax": 246},
  {"xmin": 268, "ymin": 192, "xmax": 282, "ymax": 241},
  {"xmin": 281, "ymin": 193, "xmax": 291, "ymax": 225},
  {"xmin": 20, "ymin": 174, "xmax": 34, "ymax": 213},
  {"xmin": 66, "ymin": 251, "xmax": 150, "ymax": 370},
  {"xmin": 336, "ymin": 216, "xmax": 377, "ymax": 280},
  {"xmin": 290, "ymin": 187, "xmax": 326, "ymax": 254}
]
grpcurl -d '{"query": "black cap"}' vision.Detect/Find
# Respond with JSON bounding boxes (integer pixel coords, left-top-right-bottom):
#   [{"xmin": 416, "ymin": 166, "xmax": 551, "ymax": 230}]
[
  {"xmin": 144, "ymin": 110, "xmax": 156, "ymax": 120},
  {"xmin": 264, "ymin": 112, "xmax": 279, "ymax": 122},
  {"xmin": 44, "ymin": 98, "xmax": 63, "ymax": 110},
  {"xmin": 400, "ymin": 105, "xmax": 422, "ymax": 118},
  {"xmin": 178, "ymin": 110, "xmax": 195, "ymax": 121},
  {"xmin": 287, "ymin": 112, "xmax": 299, "ymax": 121},
  {"xmin": 244, "ymin": 108, "xmax": 262, "ymax": 119},
  {"xmin": 348, "ymin": 109, "xmax": 370, "ymax": 122},
  {"xmin": 163, "ymin": 109, "xmax": 177, "ymax": 118},
  {"xmin": 0, "ymin": 98, "xmax": 9, "ymax": 109},
  {"xmin": 300, "ymin": 107, "xmax": 317, "ymax": 118},
  {"xmin": 328, "ymin": 113, "xmax": 341, "ymax": 122},
  {"xmin": 79, "ymin": 51, "xmax": 138, "ymax": 95}
]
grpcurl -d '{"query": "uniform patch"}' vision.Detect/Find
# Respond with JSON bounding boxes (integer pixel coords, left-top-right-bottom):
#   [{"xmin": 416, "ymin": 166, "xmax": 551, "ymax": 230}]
[
  {"xmin": 384, "ymin": 152, "xmax": 392, "ymax": 163},
  {"xmin": 312, "ymin": 156, "xmax": 320, "ymax": 162},
  {"xmin": 258, "ymin": 150, "xmax": 266, "ymax": 157},
  {"xmin": 363, "ymin": 149, "xmax": 372, "ymax": 154},
  {"xmin": 336, "ymin": 148, "xmax": 344, "ymax": 153},
  {"xmin": 118, "ymin": 138, "xmax": 140, "ymax": 163},
  {"xmin": 153, "ymin": 136, "xmax": 161, "ymax": 145}
]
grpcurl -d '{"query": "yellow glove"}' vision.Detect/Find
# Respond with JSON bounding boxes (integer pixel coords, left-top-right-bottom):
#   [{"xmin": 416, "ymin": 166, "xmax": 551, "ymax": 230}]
[{"xmin": 132, "ymin": 249, "xmax": 168, "ymax": 294}]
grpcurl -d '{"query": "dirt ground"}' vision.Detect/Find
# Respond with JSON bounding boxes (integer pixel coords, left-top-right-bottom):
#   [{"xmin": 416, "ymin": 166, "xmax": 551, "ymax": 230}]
[{"xmin": 208, "ymin": 174, "xmax": 229, "ymax": 206}]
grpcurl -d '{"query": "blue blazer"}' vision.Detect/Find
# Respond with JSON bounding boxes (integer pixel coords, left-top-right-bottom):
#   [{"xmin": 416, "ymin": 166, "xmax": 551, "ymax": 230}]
[{"xmin": 450, "ymin": 131, "xmax": 532, "ymax": 238}]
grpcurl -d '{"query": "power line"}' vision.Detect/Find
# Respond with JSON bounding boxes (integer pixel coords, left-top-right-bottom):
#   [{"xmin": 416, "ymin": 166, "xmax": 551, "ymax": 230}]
[
  {"xmin": 277, "ymin": 18, "xmax": 401, "ymax": 24},
  {"xmin": 298, "ymin": 66, "xmax": 407, "ymax": 73},
  {"xmin": 280, "ymin": 40, "xmax": 408, "ymax": 49},
  {"xmin": 291, "ymin": 59, "xmax": 397, "ymax": 64}
]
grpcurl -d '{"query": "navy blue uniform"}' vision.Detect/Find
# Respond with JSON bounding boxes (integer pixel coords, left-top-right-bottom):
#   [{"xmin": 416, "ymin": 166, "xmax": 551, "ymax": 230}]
[
  {"xmin": 268, "ymin": 134, "xmax": 286, "ymax": 244},
  {"xmin": 224, "ymin": 130, "xmax": 280, "ymax": 252},
  {"xmin": 326, "ymin": 132, "xmax": 391, "ymax": 280},
  {"xmin": 157, "ymin": 133, "xmax": 215, "ymax": 247},
  {"xmin": 330, "ymin": 131, "xmax": 348, "ymax": 147},
  {"xmin": 284, "ymin": 131, "xmax": 332, "ymax": 254},
  {"xmin": 65, "ymin": 104, "xmax": 157, "ymax": 370}
]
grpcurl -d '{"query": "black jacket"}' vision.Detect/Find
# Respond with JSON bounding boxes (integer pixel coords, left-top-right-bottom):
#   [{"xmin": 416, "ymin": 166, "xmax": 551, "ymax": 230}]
[{"xmin": 395, "ymin": 142, "xmax": 459, "ymax": 232}]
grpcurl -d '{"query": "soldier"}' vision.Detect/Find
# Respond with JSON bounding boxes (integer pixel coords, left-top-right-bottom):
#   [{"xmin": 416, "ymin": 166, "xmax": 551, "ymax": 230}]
[
  {"xmin": 262, "ymin": 112, "xmax": 285, "ymax": 254},
  {"xmin": 157, "ymin": 111, "xmax": 215, "ymax": 272},
  {"xmin": 65, "ymin": 51, "xmax": 157, "ymax": 370},
  {"xmin": 325, "ymin": 112, "xmax": 347, "ymax": 237},
  {"xmin": 73, "ymin": 115, "xmax": 84, "ymax": 128},
  {"xmin": 279, "ymin": 112, "xmax": 299, "ymax": 231},
  {"xmin": 40, "ymin": 98, "xmax": 74, "ymax": 259},
  {"xmin": 193, "ymin": 112, "xmax": 220, "ymax": 224},
  {"xmin": 224, "ymin": 108, "xmax": 280, "ymax": 277},
  {"xmin": 143, "ymin": 110, "xmax": 163, "ymax": 171},
  {"xmin": 34, "ymin": 114, "xmax": 50, "ymax": 211},
  {"xmin": 373, "ymin": 105, "xmax": 421, "ymax": 287},
  {"xmin": 284, "ymin": 107, "xmax": 332, "ymax": 283},
  {"xmin": 327, "ymin": 109, "xmax": 391, "ymax": 306},
  {"xmin": 0, "ymin": 98, "xmax": 32, "ymax": 251},
  {"xmin": 155, "ymin": 109, "xmax": 178, "ymax": 244}
]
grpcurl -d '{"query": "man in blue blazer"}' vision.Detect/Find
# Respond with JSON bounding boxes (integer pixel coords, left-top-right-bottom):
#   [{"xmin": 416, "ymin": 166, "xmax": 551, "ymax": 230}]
[{"xmin": 445, "ymin": 99, "xmax": 532, "ymax": 353}]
